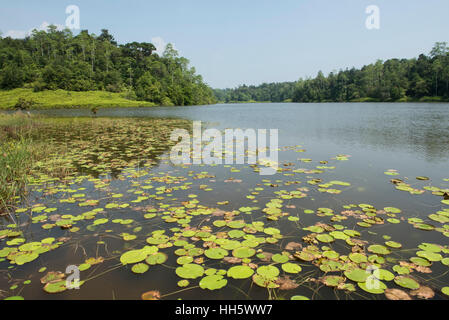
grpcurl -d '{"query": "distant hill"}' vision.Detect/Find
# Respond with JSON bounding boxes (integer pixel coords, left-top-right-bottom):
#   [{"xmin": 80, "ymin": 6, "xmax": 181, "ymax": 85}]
[{"xmin": 0, "ymin": 27, "xmax": 216, "ymax": 107}]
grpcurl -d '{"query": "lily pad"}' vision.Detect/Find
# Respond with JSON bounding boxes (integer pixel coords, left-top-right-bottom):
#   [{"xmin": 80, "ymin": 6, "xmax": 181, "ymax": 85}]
[
  {"xmin": 199, "ymin": 275, "xmax": 227, "ymax": 290},
  {"xmin": 132, "ymin": 263, "xmax": 149, "ymax": 274},
  {"xmin": 176, "ymin": 264, "xmax": 205, "ymax": 279},
  {"xmin": 227, "ymin": 265, "xmax": 255, "ymax": 279},
  {"xmin": 394, "ymin": 276, "xmax": 420, "ymax": 290},
  {"xmin": 344, "ymin": 268, "xmax": 369, "ymax": 283},
  {"xmin": 281, "ymin": 263, "xmax": 302, "ymax": 274}
]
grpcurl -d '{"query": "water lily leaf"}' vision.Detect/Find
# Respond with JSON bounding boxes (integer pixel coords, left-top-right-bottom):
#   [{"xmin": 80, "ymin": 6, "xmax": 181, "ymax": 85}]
[
  {"xmin": 316, "ymin": 234, "xmax": 334, "ymax": 243},
  {"xmin": 358, "ymin": 278, "xmax": 387, "ymax": 294},
  {"xmin": 385, "ymin": 288, "xmax": 412, "ymax": 300},
  {"xmin": 120, "ymin": 249, "xmax": 149, "ymax": 265},
  {"xmin": 385, "ymin": 241, "xmax": 402, "ymax": 249},
  {"xmin": 40, "ymin": 271, "xmax": 65, "ymax": 284},
  {"xmin": 272, "ymin": 254, "xmax": 289, "ymax": 264},
  {"xmin": 394, "ymin": 276, "xmax": 420, "ymax": 290},
  {"xmin": 368, "ymin": 245, "xmax": 391, "ymax": 255},
  {"xmin": 205, "ymin": 248, "xmax": 228, "ymax": 260},
  {"xmin": 14, "ymin": 252, "xmax": 39, "ymax": 265},
  {"xmin": 146, "ymin": 252, "xmax": 168, "ymax": 265},
  {"xmin": 199, "ymin": 275, "xmax": 227, "ymax": 290},
  {"xmin": 416, "ymin": 251, "xmax": 442, "ymax": 262},
  {"xmin": 418, "ymin": 243, "xmax": 442, "ymax": 253},
  {"xmin": 384, "ymin": 207, "xmax": 401, "ymax": 214},
  {"xmin": 176, "ymin": 264, "xmax": 205, "ymax": 279},
  {"xmin": 177, "ymin": 256, "xmax": 194, "ymax": 265},
  {"xmin": 227, "ymin": 265, "xmax": 255, "ymax": 279},
  {"xmin": 43, "ymin": 280, "xmax": 67, "ymax": 294},
  {"xmin": 256, "ymin": 265, "xmax": 279, "ymax": 280},
  {"xmin": 410, "ymin": 257, "xmax": 432, "ymax": 267},
  {"xmin": 349, "ymin": 253, "xmax": 367, "ymax": 264},
  {"xmin": 178, "ymin": 280, "xmax": 189, "ymax": 288},
  {"xmin": 374, "ymin": 269, "xmax": 395, "ymax": 281},
  {"xmin": 281, "ymin": 263, "xmax": 302, "ymax": 274},
  {"xmin": 232, "ymin": 247, "xmax": 256, "ymax": 259},
  {"xmin": 252, "ymin": 274, "xmax": 279, "ymax": 289},
  {"xmin": 291, "ymin": 295, "xmax": 310, "ymax": 300},
  {"xmin": 410, "ymin": 286, "xmax": 435, "ymax": 299},
  {"xmin": 141, "ymin": 291, "xmax": 161, "ymax": 300},
  {"xmin": 4, "ymin": 296, "xmax": 24, "ymax": 300},
  {"xmin": 322, "ymin": 275, "xmax": 345, "ymax": 287},
  {"xmin": 344, "ymin": 268, "xmax": 369, "ymax": 282},
  {"xmin": 442, "ymin": 287, "xmax": 449, "ymax": 296},
  {"xmin": 132, "ymin": 263, "xmax": 149, "ymax": 274}
]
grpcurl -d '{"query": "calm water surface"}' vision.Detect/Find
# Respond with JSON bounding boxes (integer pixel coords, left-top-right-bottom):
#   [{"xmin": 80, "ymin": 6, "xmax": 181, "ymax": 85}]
[{"xmin": 2, "ymin": 103, "xmax": 449, "ymax": 300}]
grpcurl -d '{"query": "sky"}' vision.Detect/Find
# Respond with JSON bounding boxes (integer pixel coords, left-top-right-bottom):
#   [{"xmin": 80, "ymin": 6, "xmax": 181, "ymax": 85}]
[{"xmin": 1, "ymin": 0, "xmax": 449, "ymax": 88}]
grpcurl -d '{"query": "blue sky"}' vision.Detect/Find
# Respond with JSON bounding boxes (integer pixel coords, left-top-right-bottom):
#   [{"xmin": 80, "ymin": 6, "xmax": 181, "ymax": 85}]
[{"xmin": 1, "ymin": 0, "xmax": 448, "ymax": 88}]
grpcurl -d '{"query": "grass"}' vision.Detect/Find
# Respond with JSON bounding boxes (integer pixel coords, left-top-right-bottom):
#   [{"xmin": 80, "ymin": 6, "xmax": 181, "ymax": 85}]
[
  {"xmin": 0, "ymin": 113, "xmax": 73, "ymax": 214},
  {"xmin": 0, "ymin": 88, "xmax": 156, "ymax": 110}
]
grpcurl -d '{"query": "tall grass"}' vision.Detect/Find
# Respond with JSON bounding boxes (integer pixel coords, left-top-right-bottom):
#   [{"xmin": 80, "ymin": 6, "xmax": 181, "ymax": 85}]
[
  {"xmin": 0, "ymin": 88, "xmax": 156, "ymax": 110},
  {"xmin": 0, "ymin": 113, "xmax": 57, "ymax": 214}
]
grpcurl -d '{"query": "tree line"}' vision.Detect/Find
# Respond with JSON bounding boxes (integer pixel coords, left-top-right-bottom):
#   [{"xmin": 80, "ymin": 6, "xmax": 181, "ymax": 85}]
[
  {"xmin": 215, "ymin": 43, "xmax": 449, "ymax": 103},
  {"xmin": 0, "ymin": 27, "xmax": 216, "ymax": 106}
]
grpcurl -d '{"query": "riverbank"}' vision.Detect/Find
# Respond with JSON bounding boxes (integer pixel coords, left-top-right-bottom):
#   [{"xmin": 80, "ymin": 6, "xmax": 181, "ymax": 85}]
[{"xmin": 0, "ymin": 89, "xmax": 156, "ymax": 110}]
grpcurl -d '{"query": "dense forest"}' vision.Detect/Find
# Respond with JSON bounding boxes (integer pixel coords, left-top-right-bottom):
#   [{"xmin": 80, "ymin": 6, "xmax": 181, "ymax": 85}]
[
  {"xmin": 0, "ymin": 27, "xmax": 216, "ymax": 106},
  {"xmin": 215, "ymin": 42, "xmax": 449, "ymax": 103}
]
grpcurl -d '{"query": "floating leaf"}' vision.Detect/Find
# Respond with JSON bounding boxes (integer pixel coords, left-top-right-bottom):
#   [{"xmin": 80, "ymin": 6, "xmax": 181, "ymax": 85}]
[
  {"xmin": 394, "ymin": 276, "xmax": 420, "ymax": 290},
  {"xmin": 176, "ymin": 264, "xmax": 205, "ymax": 279},
  {"xmin": 281, "ymin": 263, "xmax": 302, "ymax": 274},
  {"xmin": 132, "ymin": 263, "xmax": 149, "ymax": 274},
  {"xmin": 227, "ymin": 265, "xmax": 254, "ymax": 279},
  {"xmin": 199, "ymin": 275, "xmax": 227, "ymax": 290}
]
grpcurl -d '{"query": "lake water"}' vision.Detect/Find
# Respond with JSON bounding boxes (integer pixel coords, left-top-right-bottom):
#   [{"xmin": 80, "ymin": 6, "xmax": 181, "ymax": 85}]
[{"xmin": 2, "ymin": 103, "xmax": 449, "ymax": 300}]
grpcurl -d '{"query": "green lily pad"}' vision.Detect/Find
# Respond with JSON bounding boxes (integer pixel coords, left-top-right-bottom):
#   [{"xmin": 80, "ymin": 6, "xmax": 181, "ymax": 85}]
[
  {"xmin": 418, "ymin": 243, "xmax": 442, "ymax": 253},
  {"xmin": 373, "ymin": 269, "xmax": 395, "ymax": 281},
  {"xmin": 410, "ymin": 257, "xmax": 432, "ymax": 267},
  {"xmin": 316, "ymin": 234, "xmax": 335, "ymax": 243},
  {"xmin": 256, "ymin": 265, "xmax": 280, "ymax": 280},
  {"xmin": 227, "ymin": 265, "xmax": 255, "ymax": 279},
  {"xmin": 176, "ymin": 264, "xmax": 205, "ymax": 279},
  {"xmin": 146, "ymin": 252, "xmax": 168, "ymax": 265},
  {"xmin": 291, "ymin": 295, "xmax": 310, "ymax": 300},
  {"xmin": 120, "ymin": 249, "xmax": 149, "ymax": 265},
  {"xmin": 442, "ymin": 287, "xmax": 449, "ymax": 296},
  {"xmin": 43, "ymin": 280, "xmax": 67, "ymax": 294},
  {"xmin": 368, "ymin": 245, "xmax": 391, "ymax": 255},
  {"xmin": 416, "ymin": 251, "xmax": 442, "ymax": 262},
  {"xmin": 344, "ymin": 268, "xmax": 369, "ymax": 282},
  {"xmin": 232, "ymin": 247, "xmax": 256, "ymax": 259},
  {"xmin": 385, "ymin": 241, "xmax": 402, "ymax": 249},
  {"xmin": 132, "ymin": 263, "xmax": 149, "ymax": 274},
  {"xmin": 394, "ymin": 276, "xmax": 420, "ymax": 290},
  {"xmin": 322, "ymin": 275, "xmax": 345, "ymax": 287},
  {"xmin": 178, "ymin": 280, "xmax": 189, "ymax": 288},
  {"xmin": 358, "ymin": 278, "xmax": 387, "ymax": 294},
  {"xmin": 205, "ymin": 248, "xmax": 229, "ymax": 260},
  {"xmin": 252, "ymin": 274, "xmax": 279, "ymax": 289},
  {"xmin": 272, "ymin": 254, "xmax": 289, "ymax": 264},
  {"xmin": 349, "ymin": 253, "xmax": 368, "ymax": 264},
  {"xmin": 199, "ymin": 275, "xmax": 227, "ymax": 290},
  {"xmin": 281, "ymin": 263, "xmax": 302, "ymax": 274}
]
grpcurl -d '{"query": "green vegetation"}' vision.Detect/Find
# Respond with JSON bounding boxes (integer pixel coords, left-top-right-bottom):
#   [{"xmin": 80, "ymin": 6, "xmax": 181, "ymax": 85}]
[
  {"xmin": 0, "ymin": 27, "xmax": 216, "ymax": 108},
  {"xmin": 0, "ymin": 113, "xmax": 190, "ymax": 212},
  {"xmin": 214, "ymin": 42, "xmax": 449, "ymax": 103},
  {"xmin": 0, "ymin": 88, "xmax": 156, "ymax": 109}
]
